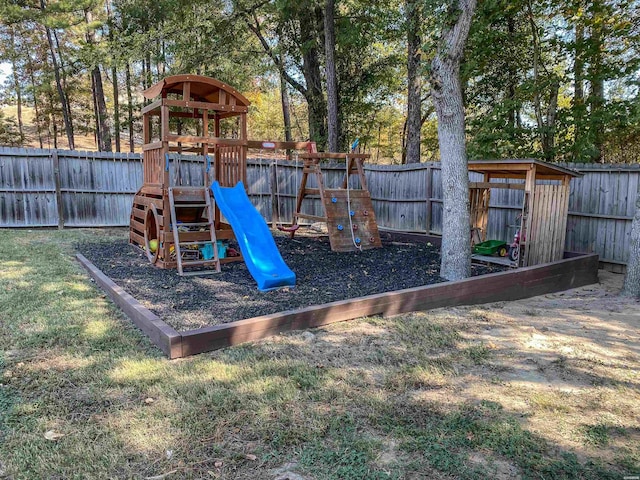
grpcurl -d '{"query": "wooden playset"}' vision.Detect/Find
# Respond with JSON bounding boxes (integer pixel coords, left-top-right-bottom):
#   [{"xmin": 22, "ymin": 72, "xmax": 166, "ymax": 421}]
[
  {"xmin": 467, "ymin": 159, "xmax": 580, "ymax": 267},
  {"xmin": 129, "ymin": 74, "xmax": 382, "ymax": 276},
  {"xmin": 129, "ymin": 74, "xmax": 250, "ymax": 275},
  {"xmin": 289, "ymin": 152, "xmax": 382, "ymax": 252}
]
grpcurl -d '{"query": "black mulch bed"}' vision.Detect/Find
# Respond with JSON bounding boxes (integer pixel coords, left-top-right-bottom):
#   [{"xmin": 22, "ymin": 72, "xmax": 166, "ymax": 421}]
[{"xmin": 77, "ymin": 233, "xmax": 505, "ymax": 331}]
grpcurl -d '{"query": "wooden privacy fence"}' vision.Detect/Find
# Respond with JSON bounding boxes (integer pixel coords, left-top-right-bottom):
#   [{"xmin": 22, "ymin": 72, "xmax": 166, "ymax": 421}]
[{"xmin": 1, "ymin": 146, "xmax": 637, "ymax": 269}]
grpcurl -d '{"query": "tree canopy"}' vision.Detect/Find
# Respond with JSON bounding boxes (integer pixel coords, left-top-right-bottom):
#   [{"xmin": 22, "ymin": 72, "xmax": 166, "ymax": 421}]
[{"xmin": 0, "ymin": 0, "xmax": 638, "ymax": 162}]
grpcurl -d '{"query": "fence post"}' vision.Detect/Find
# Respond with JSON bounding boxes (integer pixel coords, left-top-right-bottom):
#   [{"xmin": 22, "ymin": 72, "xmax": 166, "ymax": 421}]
[
  {"xmin": 52, "ymin": 149, "xmax": 64, "ymax": 229},
  {"xmin": 425, "ymin": 165, "xmax": 432, "ymax": 234},
  {"xmin": 270, "ymin": 161, "xmax": 278, "ymax": 227}
]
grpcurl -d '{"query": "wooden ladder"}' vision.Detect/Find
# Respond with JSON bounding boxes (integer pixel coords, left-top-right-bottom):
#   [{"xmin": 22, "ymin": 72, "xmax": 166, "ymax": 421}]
[{"xmin": 168, "ymin": 186, "xmax": 221, "ymax": 276}]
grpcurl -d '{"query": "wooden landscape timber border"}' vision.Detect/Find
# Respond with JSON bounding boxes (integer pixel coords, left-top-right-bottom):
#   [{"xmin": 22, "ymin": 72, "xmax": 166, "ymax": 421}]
[{"xmin": 76, "ymin": 249, "xmax": 599, "ymax": 359}]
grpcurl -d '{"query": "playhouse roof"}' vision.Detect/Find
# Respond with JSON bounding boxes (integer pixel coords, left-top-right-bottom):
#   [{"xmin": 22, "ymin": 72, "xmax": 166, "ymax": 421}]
[
  {"xmin": 468, "ymin": 159, "xmax": 582, "ymax": 179},
  {"xmin": 143, "ymin": 74, "xmax": 250, "ymax": 108}
]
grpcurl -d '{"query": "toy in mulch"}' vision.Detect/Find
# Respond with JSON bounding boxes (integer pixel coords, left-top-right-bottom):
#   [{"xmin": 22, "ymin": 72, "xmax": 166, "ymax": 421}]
[
  {"xmin": 508, "ymin": 217, "xmax": 525, "ymax": 262},
  {"xmin": 149, "ymin": 239, "xmax": 159, "ymax": 253},
  {"xmin": 169, "ymin": 244, "xmax": 199, "ymax": 261},
  {"xmin": 199, "ymin": 241, "xmax": 228, "ymax": 260},
  {"xmin": 472, "ymin": 240, "xmax": 508, "ymax": 257}
]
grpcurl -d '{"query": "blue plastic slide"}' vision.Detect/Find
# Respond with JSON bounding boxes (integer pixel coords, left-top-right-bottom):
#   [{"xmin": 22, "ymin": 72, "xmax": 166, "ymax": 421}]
[{"xmin": 210, "ymin": 181, "xmax": 296, "ymax": 291}]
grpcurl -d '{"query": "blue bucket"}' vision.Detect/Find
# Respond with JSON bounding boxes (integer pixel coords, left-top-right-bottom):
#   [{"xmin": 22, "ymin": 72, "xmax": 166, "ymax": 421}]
[{"xmin": 199, "ymin": 241, "xmax": 227, "ymax": 260}]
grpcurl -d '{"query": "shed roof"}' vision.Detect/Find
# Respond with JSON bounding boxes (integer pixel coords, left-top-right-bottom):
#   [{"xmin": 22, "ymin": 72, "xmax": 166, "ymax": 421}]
[
  {"xmin": 468, "ymin": 159, "xmax": 582, "ymax": 178},
  {"xmin": 143, "ymin": 74, "xmax": 250, "ymax": 107}
]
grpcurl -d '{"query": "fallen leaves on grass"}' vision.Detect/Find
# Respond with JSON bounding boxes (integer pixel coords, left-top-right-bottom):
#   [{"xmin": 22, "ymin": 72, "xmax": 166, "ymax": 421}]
[{"xmin": 44, "ymin": 430, "xmax": 64, "ymax": 441}]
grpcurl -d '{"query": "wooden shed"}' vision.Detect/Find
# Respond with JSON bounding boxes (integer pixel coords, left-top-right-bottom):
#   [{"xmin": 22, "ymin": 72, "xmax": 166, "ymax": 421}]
[
  {"xmin": 129, "ymin": 74, "xmax": 250, "ymax": 274},
  {"xmin": 468, "ymin": 159, "xmax": 581, "ymax": 267}
]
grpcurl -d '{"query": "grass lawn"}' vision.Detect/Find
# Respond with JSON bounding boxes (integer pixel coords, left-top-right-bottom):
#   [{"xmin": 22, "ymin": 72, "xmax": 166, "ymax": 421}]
[{"xmin": 1, "ymin": 229, "xmax": 638, "ymax": 479}]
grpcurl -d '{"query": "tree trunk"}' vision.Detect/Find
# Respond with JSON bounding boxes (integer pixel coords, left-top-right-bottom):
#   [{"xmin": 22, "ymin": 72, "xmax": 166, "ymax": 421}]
[
  {"xmin": 430, "ymin": 0, "xmax": 477, "ymax": 281},
  {"xmin": 245, "ymin": 9, "xmax": 326, "ymax": 147},
  {"xmin": 300, "ymin": 6, "xmax": 327, "ymax": 148},
  {"xmin": 543, "ymin": 80, "xmax": 559, "ymax": 161},
  {"xmin": 10, "ymin": 60, "xmax": 24, "ymax": 143},
  {"xmin": 85, "ymin": 9, "xmax": 112, "ymax": 152},
  {"xmin": 589, "ymin": 68, "xmax": 604, "ymax": 163},
  {"xmin": 91, "ymin": 72, "xmax": 101, "ymax": 149},
  {"xmin": 9, "ymin": 28, "xmax": 24, "ymax": 142},
  {"xmin": 126, "ymin": 64, "xmax": 135, "ymax": 152},
  {"xmin": 47, "ymin": 91, "xmax": 57, "ymax": 149},
  {"xmin": 574, "ymin": 20, "xmax": 585, "ymax": 160},
  {"xmin": 279, "ymin": 68, "xmax": 293, "ymax": 142},
  {"xmin": 401, "ymin": 118, "xmax": 408, "ymax": 163},
  {"xmin": 528, "ymin": 0, "xmax": 557, "ymax": 162},
  {"xmin": 623, "ymin": 192, "xmax": 640, "ymax": 297},
  {"xmin": 324, "ymin": 0, "xmax": 339, "ymax": 152},
  {"xmin": 92, "ymin": 66, "xmax": 112, "ymax": 152},
  {"xmin": 112, "ymin": 65, "xmax": 121, "ymax": 152},
  {"xmin": 588, "ymin": 0, "xmax": 604, "ymax": 163},
  {"xmin": 145, "ymin": 53, "xmax": 152, "ymax": 90},
  {"xmin": 27, "ymin": 60, "xmax": 44, "ymax": 148},
  {"xmin": 41, "ymin": 0, "xmax": 74, "ymax": 149},
  {"xmin": 106, "ymin": 0, "xmax": 121, "ymax": 152},
  {"xmin": 405, "ymin": 0, "xmax": 422, "ymax": 164},
  {"xmin": 506, "ymin": 15, "xmax": 517, "ymax": 132},
  {"xmin": 52, "ymin": 29, "xmax": 74, "ymax": 139}
]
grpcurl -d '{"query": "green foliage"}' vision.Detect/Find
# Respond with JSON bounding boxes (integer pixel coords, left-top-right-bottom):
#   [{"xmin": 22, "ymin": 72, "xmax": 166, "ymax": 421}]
[
  {"xmin": 0, "ymin": 109, "xmax": 21, "ymax": 145},
  {"xmin": 464, "ymin": 0, "xmax": 640, "ymax": 163},
  {"xmin": 0, "ymin": 0, "xmax": 638, "ymax": 160}
]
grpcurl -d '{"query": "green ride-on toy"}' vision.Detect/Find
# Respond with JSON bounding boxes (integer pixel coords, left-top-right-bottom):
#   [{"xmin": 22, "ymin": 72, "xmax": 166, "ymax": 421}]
[{"xmin": 472, "ymin": 239, "xmax": 509, "ymax": 257}]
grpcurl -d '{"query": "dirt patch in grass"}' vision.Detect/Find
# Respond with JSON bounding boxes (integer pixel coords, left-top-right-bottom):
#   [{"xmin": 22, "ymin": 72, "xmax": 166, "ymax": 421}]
[{"xmin": 77, "ymin": 231, "xmax": 502, "ymax": 330}]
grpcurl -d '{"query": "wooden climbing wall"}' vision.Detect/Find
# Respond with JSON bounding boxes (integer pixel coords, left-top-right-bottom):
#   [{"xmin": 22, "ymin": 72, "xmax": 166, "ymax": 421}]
[{"xmin": 323, "ymin": 189, "xmax": 382, "ymax": 252}]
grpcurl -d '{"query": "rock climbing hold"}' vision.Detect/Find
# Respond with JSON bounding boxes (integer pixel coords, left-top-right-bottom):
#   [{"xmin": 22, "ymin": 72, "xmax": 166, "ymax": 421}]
[
  {"xmin": 352, "ymin": 224, "xmax": 358, "ymax": 231},
  {"xmin": 331, "ymin": 197, "xmax": 338, "ymax": 203},
  {"xmin": 355, "ymin": 237, "xmax": 361, "ymax": 244},
  {"xmin": 337, "ymin": 224, "xmax": 344, "ymax": 231},
  {"xmin": 363, "ymin": 210, "xmax": 369, "ymax": 216},
  {"xmin": 350, "ymin": 210, "xmax": 355, "ymax": 216}
]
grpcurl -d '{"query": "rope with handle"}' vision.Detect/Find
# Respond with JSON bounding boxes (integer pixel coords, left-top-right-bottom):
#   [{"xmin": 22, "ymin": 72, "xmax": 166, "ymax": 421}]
[{"xmin": 346, "ymin": 139, "xmax": 362, "ymax": 251}]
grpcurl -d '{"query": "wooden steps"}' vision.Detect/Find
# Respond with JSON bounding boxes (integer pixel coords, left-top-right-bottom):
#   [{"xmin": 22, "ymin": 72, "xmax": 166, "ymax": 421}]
[{"xmin": 168, "ymin": 186, "xmax": 221, "ymax": 276}]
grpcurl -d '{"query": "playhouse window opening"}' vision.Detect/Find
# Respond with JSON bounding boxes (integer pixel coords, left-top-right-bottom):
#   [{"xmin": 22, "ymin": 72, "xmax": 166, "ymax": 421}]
[{"xmin": 219, "ymin": 116, "xmax": 240, "ymax": 139}]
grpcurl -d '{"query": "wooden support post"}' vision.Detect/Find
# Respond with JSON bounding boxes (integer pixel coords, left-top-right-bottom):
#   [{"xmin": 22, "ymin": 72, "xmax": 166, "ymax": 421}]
[
  {"xmin": 202, "ymin": 109, "xmax": 209, "ymax": 186},
  {"xmin": 52, "ymin": 149, "xmax": 64, "ymax": 230},
  {"xmin": 143, "ymin": 113, "xmax": 150, "ymax": 144},
  {"xmin": 523, "ymin": 165, "xmax": 537, "ymax": 267},
  {"xmin": 240, "ymin": 113, "xmax": 248, "ymax": 185},
  {"xmin": 355, "ymin": 158, "xmax": 368, "ymax": 190},
  {"xmin": 425, "ymin": 166, "xmax": 432, "ymax": 234},
  {"xmin": 182, "ymin": 82, "xmax": 190, "ymax": 101},
  {"xmin": 161, "ymin": 104, "xmax": 169, "ymax": 140},
  {"xmin": 270, "ymin": 161, "xmax": 278, "ymax": 227}
]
